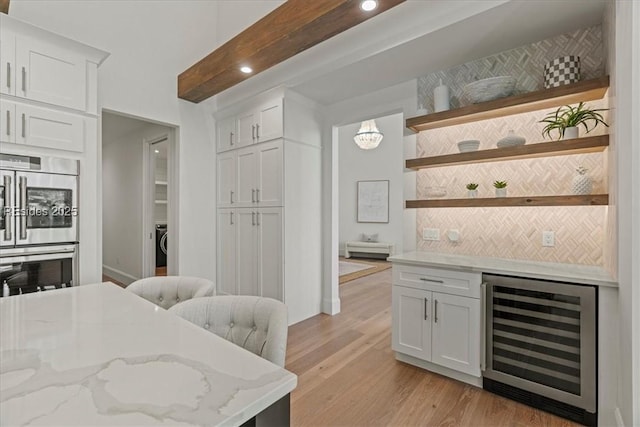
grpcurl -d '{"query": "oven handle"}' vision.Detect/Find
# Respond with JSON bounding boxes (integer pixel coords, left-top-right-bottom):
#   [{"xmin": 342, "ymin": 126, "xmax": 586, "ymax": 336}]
[
  {"xmin": 18, "ymin": 175, "xmax": 27, "ymax": 240},
  {"xmin": 1, "ymin": 250, "xmax": 75, "ymax": 264},
  {"xmin": 3, "ymin": 174, "xmax": 11, "ymax": 241}
]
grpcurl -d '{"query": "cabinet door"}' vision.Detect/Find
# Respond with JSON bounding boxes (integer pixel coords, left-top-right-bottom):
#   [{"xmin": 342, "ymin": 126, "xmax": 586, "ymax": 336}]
[
  {"xmin": 256, "ymin": 140, "xmax": 283, "ymax": 207},
  {"xmin": 217, "ymin": 151, "xmax": 236, "ymax": 208},
  {"xmin": 431, "ymin": 292, "xmax": 481, "ymax": 377},
  {"xmin": 16, "ymin": 36, "xmax": 87, "ymax": 111},
  {"xmin": 236, "ymin": 110, "xmax": 256, "ymax": 147},
  {"xmin": 256, "ymin": 99, "xmax": 283, "ymax": 143},
  {"xmin": 392, "ymin": 286, "xmax": 432, "ymax": 361},
  {"xmin": 0, "ymin": 30, "xmax": 15, "ymax": 95},
  {"xmin": 217, "ymin": 116, "xmax": 236, "ymax": 153},
  {"xmin": 257, "ymin": 208, "xmax": 283, "ymax": 301},
  {"xmin": 236, "ymin": 209, "xmax": 258, "ymax": 296},
  {"xmin": 16, "ymin": 103, "xmax": 84, "ymax": 152},
  {"xmin": 0, "ymin": 100, "xmax": 16, "ymax": 144},
  {"xmin": 236, "ymin": 146, "xmax": 257, "ymax": 207},
  {"xmin": 217, "ymin": 209, "xmax": 237, "ymax": 295}
]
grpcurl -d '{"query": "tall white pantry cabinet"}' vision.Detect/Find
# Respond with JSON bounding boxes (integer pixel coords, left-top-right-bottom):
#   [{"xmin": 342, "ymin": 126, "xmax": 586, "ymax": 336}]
[
  {"xmin": 215, "ymin": 90, "xmax": 322, "ymax": 325},
  {"xmin": 0, "ymin": 14, "xmax": 109, "ymax": 284}
]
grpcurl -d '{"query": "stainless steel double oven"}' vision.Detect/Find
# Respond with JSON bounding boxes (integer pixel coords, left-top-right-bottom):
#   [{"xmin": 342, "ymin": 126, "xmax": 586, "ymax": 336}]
[{"xmin": 0, "ymin": 153, "xmax": 79, "ymax": 296}]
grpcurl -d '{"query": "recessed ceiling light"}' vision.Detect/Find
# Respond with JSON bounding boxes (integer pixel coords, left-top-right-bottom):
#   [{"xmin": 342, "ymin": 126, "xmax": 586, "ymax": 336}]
[
  {"xmin": 154, "ymin": 150, "xmax": 160, "ymax": 154},
  {"xmin": 360, "ymin": 0, "xmax": 377, "ymax": 11},
  {"xmin": 240, "ymin": 66, "xmax": 253, "ymax": 74}
]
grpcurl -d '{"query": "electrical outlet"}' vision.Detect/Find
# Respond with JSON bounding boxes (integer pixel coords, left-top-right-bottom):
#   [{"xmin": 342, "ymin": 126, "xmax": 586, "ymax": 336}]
[
  {"xmin": 542, "ymin": 231, "xmax": 555, "ymax": 247},
  {"xmin": 447, "ymin": 229, "xmax": 460, "ymax": 242},
  {"xmin": 423, "ymin": 228, "xmax": 440, "ymax": 241}
]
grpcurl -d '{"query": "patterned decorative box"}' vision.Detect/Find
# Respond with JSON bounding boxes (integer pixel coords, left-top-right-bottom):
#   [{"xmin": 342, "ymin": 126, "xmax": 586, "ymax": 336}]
[{"xmin": 544, "ymin": 55, "xmax": 581, "ymax": 88}]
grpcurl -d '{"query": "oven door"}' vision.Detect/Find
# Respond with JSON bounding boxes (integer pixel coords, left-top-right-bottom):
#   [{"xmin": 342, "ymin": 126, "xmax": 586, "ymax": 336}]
[
  {"xmin": 0, "ymin": 170, "xmax": 15, "ymax": 248},
  {"xmin": 16, "ymin": 171, "xmax": 78, "ymax": 246}
]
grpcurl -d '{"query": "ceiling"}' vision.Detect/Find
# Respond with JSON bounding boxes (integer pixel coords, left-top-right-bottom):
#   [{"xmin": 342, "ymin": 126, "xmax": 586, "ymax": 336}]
[{"xmin": 215, "ymin": 0, "xmax": 607, "ymax": 107}]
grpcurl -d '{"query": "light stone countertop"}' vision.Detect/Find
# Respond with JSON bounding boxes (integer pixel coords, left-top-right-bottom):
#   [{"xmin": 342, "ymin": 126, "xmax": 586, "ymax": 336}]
[
  {"xmin": 0, "ymin": 283, "xmax": 297, "ymax": 426},
  {"xmin": 388, "ymin": 251, "xmax": 617, "ymax": 287}
]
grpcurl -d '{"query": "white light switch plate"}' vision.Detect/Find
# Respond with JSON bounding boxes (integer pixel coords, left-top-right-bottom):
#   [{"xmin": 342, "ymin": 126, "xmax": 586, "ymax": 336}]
[
  {"xmin": 542, "ymin": 231, "xmax": 555, "ymax": 247},
  {"xmin": 423, "ymin": 228, "xmax": 440, "ymax": 241}
]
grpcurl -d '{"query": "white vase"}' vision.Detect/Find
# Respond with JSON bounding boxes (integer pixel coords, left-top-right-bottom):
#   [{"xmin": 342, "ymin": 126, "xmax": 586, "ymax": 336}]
[
  {"xmin": 572, "ymin": 167, "xmax": 593, "ymax": 195},
  {"xmin": 563, "ymin": 126, "xmax": 579, "ymax": 140},
  {"xmin": 467, "ymin": 189, "xmax": 478, "ymax": 198},
  {"xmin": 495, "ymin": 188, "xmax": 507, "ymax": 198},
  {"xmin": 434, "ymin": 79, "xmax": 450, "ymax": 112}
]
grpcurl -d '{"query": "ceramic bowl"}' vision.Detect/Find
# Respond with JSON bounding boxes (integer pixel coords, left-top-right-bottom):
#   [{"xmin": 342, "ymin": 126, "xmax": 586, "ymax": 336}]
[
  {"xmin": 463, "ymin": 76, "xmax": 516, "ymax": 104},
  {"xmin": 457, "ymin": 139, "xmax": 481, "ymax": 152},
  {"xmin": 496, "ymin": 131, "xmax": 526, "ymax": 148}
]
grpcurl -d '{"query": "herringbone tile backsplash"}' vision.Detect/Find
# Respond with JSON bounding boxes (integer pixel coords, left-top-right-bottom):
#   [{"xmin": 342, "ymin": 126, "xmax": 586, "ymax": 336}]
[{"xmin": 414, "ymin": 26, "xmax": 608, "ymax": 266}]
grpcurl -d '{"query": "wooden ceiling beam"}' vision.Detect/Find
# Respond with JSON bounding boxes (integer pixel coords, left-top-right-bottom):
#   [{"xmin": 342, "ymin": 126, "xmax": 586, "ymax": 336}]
[
  {"xmin": 0, "ymin": 0, "xmax": 10, "ymax": 14},
  {"xmin": 178, "ymin": 0, "xmax": 406, "ymax": 103}
]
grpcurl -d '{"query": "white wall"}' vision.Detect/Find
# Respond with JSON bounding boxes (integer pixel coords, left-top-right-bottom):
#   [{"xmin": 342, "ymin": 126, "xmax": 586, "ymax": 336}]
[
  {"xmin": 11, "ymin": 1, "xmax": 219, "ymax": 281},
  {"xmin": 102, "ymin": 122, "xmax": 171, "ymax": 284},
  {"xmin": 338, "ymin": 114, "xmax": 404, "ymax": 255}
]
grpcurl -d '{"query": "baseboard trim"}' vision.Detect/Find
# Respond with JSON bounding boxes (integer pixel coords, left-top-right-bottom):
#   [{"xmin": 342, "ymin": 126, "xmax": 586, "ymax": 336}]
[
  {"xmin": 322, "ymin": 297, "xmax": 340, "ymax": 315},
  {"xmin": 395, "ymin": 352, "xmax": 482, "ymax": 387},
  {"xmin": 102, "ymin": 265, "xmax": 138, "ymax": 286},
  {"xmin": 614, "ymin": 407, "xmax": 625, "ymax": 427}
]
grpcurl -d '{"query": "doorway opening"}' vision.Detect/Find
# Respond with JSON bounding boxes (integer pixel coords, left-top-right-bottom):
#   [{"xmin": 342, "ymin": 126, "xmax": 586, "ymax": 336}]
[{"xmin": 101, "ymin": 111, "xmax": 178, "ymax": 286}]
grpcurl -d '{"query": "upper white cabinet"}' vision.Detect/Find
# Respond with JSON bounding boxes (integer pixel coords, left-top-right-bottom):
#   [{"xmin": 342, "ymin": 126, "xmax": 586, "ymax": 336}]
[
  {"xmin": 217, "ymin": 150, "xmax": 237, "ymax": 207},
  {"xmin": 233, "ymin": 140, "xmax": 283, "ymax": 208},
  {"xmin": 0, "ymin": 31, "xmax": 16, "ymax": 96},
  {"xmin": 218, "ymin": 98, "xmax": 283, "ymax": 153}
]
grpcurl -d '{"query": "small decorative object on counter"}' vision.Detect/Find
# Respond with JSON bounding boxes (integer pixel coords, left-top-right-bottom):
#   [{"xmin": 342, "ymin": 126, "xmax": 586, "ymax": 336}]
[
  {"xmin": 434, "ymin": 79, "xmax": 450, "ymax": 112},
  {"xmin": 572, "ymin": 166, "xmax": 593, "ymax": 195},
  {"xmin": 462, "ymin": 76, "xmax": 516, "ymax": 104},
  {"xmin": 416, "ymin": 104, "xmax": 428, "ymax": 116},
  {"xmin": 540, "ymin": 102, "xmax": 609, "ymax": 140},
  {"xmin": 466, "ymin": 183, "xmax": 479, "ymax": 198},
  {"xmin": 493, "ymin": 180, "xmax": 508, "ymax": 198},
  {"xmin": 544, "ymin": 55, "xmax": 581, "ymax": 89},
  {"xmin": 457, "ymin": 139, "xmax": 480, "ymax": 152},
  {"xmin": 496, "ymin": 130, "xmax": 526, "ymax": 148}
]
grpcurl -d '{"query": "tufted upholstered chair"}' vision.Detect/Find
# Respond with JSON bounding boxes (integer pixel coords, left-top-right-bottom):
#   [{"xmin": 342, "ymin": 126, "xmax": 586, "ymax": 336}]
[
  {"xmin": 168, "ymin": 296, "xmax": 288, "ymax": 367},
  {"xmin": 126, "ymin": 276, "xmax": 215, "ymax": 310}
]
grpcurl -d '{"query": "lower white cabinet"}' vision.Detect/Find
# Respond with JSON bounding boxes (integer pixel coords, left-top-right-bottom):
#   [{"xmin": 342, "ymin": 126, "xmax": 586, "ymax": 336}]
[
  {"xmin": 217, "ymin": 207, "xmax": 283, "ymax": 301},
  {"xmin": 392, "ymin": 264, "xmax": 482, "ymax": 378}
]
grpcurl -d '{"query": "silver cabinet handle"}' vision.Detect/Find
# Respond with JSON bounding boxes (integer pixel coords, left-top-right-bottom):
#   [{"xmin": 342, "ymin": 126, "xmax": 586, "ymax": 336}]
[
  {"xmin": 480, "ymin": 282, "xmax": 487, "ymax": 371},
  {"xmin": 19, "ymin": 176, "xmax": 27, "ymax": 240},
  {"xmin": 251, "ymin": 211, "xmax": 255, "ymax": 226},
  {"xmin": 256, "ymin": 212, "xmax": 260, "ymax": 226},
  {"xmin": 21, "ymin": 67, "xmax": 26, "ymax": 92},
  {"xmin": 251, "ymin": 124, "xmax": 255, "ymax": 140},
  {"xmin": 3, "ymin": 175, "xmax": 12, "ymax": 241},
  {"xmin": 251, "ymin": 188, "xmax": 255, "ymax": 203},
  {"xmin": 6, "ymin": 63, "xmax": 10, "ymax": 89},
  {"xmin": 230, "ymin": 190, "xmax": 234, "ymax": 204},
  {"xmin": 256, "ymin": 124, "xmax": 260, "ymax": 140},
  {"xmin": 256, "ymin": 188, "xmax": 260, "ymax": 202},
  {"xmin": 434, "ymin": 299, "xmax": 438, "ymax": 323},
  {"xmin": 230, "ymin": 131, "xmax": 234, "ymax": 146},
  {"xmin": 420, "ymin": 277, "xmax": 444, "ymax": 284},
  {"xmin": 424, "ymin": 298, "xmax": 428, "ymax": 320},
  {"xmin": 230, "ymin": 211, "xmax": 234, "ymax": 225},
  {"xmin": 5, "ymin": 110, "xmax": 9, "ymax": 136},
  {"xmin": 21, "ymin": 113, "xmax": 25, "ymax": 138}
]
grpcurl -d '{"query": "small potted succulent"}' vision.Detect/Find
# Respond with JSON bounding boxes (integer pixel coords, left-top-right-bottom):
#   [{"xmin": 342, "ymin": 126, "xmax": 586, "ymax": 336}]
[
  {"xmin": 466, "ymin": 183, "xmax": 479, "ymax": 198},
  {"xmin": 493, "ymin": 180, "xmax": 508, "ymax": 197},
  {"xmin": 540, "ymin": 102, "xmax": 608, "ymax": 140}
]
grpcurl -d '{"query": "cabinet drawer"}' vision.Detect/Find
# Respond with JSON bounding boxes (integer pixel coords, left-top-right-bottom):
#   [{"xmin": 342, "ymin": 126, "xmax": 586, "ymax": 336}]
[
  {"xmin": 393, "ymin": 264, "xmax": 481, "ymax": 298},
  {"xmin": 16, "ymin": 103, "xmax": 84, "ymax": 152}
]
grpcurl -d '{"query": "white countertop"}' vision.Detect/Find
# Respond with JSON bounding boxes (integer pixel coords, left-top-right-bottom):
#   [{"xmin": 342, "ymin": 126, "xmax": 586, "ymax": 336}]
[
  {"xmin": 0, "ymin": 284, "xmax": 297, "ymax": 426},
  {"xmin": 388, "ymin": 251, "xmax": 617, "ymax": 287}
]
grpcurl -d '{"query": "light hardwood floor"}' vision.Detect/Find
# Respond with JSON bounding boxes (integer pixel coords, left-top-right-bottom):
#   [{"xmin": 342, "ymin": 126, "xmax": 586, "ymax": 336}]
[{"xmin": 286, "ymin": 269, "xmax": 578, "ymax": 427}]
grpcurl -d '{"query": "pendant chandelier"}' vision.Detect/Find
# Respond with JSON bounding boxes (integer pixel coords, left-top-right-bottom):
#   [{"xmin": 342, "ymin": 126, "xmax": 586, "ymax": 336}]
[{"xmin": 353, "ymin": 119, "xmax": 383, "ymax": 150}]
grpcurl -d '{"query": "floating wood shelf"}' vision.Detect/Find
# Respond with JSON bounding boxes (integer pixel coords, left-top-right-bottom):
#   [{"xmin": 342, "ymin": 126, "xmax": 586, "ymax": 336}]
[
  {"xmin": 405, "ymin": 194, "xmax": 609, "ymax": 209},
  {"xmin": 406, "ymin": 76, "xmax": 610, "ymax": 132},
  {"xmin": 406, "ymin": 135, "xmax": 609, "ymax": 170}
]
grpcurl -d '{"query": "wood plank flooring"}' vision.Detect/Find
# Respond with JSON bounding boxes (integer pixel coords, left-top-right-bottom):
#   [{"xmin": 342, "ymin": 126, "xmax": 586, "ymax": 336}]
[{"xmin": 286, "ymin": 269, "xmax": 578, "ymax": 427}]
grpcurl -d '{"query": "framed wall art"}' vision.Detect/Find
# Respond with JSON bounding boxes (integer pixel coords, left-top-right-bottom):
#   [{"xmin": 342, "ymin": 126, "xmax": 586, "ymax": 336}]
[{"xmin": 357, "ymin": 180, "xmax": 389, "ymax": 223}]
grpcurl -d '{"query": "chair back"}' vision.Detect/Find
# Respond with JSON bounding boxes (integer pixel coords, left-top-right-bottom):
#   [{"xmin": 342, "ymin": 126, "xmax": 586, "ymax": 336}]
[
  {"xmin": 127, "ymin": 276, "xmax": 214, "ymax": 310},
  {"xmin": 169, "ymin": 296, "xmax": 288, "ymax": 367}
]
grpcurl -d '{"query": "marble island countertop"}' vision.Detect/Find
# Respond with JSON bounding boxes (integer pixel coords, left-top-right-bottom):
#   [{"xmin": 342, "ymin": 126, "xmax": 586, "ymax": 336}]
[
  {"xmin": 388, "ymin": 251, "xmax": 617, "ymax": 287},
  {"xmin": 0, "ymin": 284, "xmax": 297, "ymax": 426}
]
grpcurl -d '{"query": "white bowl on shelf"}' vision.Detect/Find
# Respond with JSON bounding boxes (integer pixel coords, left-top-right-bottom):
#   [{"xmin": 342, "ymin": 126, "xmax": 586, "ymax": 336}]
[
  {"xmin": 457, "ymin": 139, "xmax": 481, "ymax": 153},
  {"xmin": 463, "ymin": 76, "xmax": 516, "ymax": 103}
]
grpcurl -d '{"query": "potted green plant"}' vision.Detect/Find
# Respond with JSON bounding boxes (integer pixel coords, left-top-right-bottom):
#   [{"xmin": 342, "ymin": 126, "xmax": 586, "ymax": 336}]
[
  {"xmin": 466, "ymin": 183, "xmax": 479, "ymax": 198},
  {"xmin": 540, "ymin": 102, "xmax": 608, "ymax": 140},
  {"xmin": 493, "ymin": 180, "xmax": 508, "ymax": 197}
]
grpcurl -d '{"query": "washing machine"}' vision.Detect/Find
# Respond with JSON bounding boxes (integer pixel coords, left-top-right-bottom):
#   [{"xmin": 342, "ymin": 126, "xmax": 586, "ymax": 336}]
[{"xmin": 156, "ymin": 224, "xmax": 168, "ymax": 267}]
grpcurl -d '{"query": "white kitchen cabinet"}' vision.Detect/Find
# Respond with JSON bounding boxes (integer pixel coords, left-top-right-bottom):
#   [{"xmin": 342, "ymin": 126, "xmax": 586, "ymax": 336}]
[
  {"xmin": 217, "ymin": 150, "xmax": 236, "ymax": 208},
  {"xmin": 236, "ymin": 110, "xmax": 257, "ymax": 148},
  {"xmin": 234, "ymin": 140, "xmax": 283, "ymax": 208},
  {"xmin": 257, "ymin": 208, "xmax": 283, "ymax": 301},
  {"xmin": 236, "ymin": 209, "xmax": 259, "ymax": 296},
  {"xmin": 0, "ymin": 30, "xmax": 16, "ymax": 96},
  {"xmin": 391, "ymin": 263, "xmax": 482, "ymax": 380},
  {"xmin": 0, "ymin": 99, "xmax": 16, "ymax": 143},
  {"xmin": 216, "ymin": 116, "xmax": 236, "ymax": 153},
  {"xmin": 15, "ymin": 103, "xmax": 84, "ymax": 152},
  {"xmin": 228, "ymin": 98, "xmax": 283, "ymax": 148},
  {"xmin": 217, "ymin": 209, "xmax": 237, "ymax": 295},
  {"xmin": 256, "ymin": 98, "xmax": 283, "ymax": 143},
  {"xmin": 236, "ymin": 146, "xmax": 258, "ymax": 207}
]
